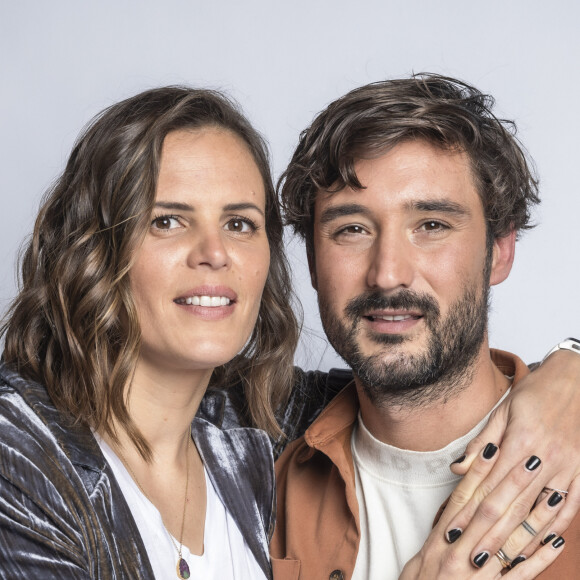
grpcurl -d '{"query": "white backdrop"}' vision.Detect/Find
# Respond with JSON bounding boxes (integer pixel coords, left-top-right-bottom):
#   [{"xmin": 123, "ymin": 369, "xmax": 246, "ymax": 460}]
[{"xmin": 1, "ymin": 0, "xmax": 578, "ymax": 370}]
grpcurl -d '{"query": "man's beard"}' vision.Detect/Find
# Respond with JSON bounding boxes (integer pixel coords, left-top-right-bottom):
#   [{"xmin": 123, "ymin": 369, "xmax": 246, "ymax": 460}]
[{"xmin": 318, "ymin": 280, "xmax": 490, "ymax": 409}]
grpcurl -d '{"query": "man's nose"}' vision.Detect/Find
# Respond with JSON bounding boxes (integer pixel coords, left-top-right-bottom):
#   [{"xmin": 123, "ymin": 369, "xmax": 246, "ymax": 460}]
[{"xmin": 366, "ymin": 231, "xmax": 415, "ymax": 291}]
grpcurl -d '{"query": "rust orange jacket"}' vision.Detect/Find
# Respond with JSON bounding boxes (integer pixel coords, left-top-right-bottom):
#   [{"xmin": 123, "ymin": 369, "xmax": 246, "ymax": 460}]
[{"xmin": 271, "ymin": 350, "xmax": 580, "ymax": 580}]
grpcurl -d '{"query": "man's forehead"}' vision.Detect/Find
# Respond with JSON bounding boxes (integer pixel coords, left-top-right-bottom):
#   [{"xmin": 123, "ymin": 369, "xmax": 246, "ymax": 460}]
[
  {"xmin": 320, "ymin": 139, "xmax": 473, "ymax": 185},
  {"xmin": 312, "ymin": 140, "xmax": 480, "ymax": 211}
]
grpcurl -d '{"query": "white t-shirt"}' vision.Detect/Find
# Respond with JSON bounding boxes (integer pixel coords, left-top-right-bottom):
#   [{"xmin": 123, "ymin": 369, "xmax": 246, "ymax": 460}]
[
  {"xmin": 351, "ymin": 389, "xmax": 510, "ymax": 579},
  {"xmin": 98, "ymin": 437, "xmax": 266, "ymax": 580}
]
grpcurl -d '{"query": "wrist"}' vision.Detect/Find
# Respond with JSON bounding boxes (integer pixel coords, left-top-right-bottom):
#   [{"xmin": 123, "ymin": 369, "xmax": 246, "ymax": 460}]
[{"xmin": 541, "ymin": 338, "xmax": 580, "ymax": 365}]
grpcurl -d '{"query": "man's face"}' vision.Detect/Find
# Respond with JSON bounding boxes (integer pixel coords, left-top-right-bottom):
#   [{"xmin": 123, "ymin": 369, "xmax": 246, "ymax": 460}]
[{"xmin": 312, "ymin": 140, "xmax": 514, "ymax": 405}]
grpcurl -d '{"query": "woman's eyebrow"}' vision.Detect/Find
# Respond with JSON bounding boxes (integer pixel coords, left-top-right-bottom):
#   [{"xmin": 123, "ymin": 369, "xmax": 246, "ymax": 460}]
[
  {"xmin": 154, "ymin": 201, "xmax": 193, "ymax": 211},
  {"xmin": 223, "ymin": 202, "xmax": 265, "ymax": 216},
  {"xmin": 154, "ymin": 201, "xmax": 265, "ymax": 217}
]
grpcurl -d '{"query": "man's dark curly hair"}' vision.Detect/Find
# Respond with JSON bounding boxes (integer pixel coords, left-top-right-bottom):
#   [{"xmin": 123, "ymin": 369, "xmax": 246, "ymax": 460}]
[{"xmin": 279, "ymin": 73, "xmax": 539, "ymax": 260}]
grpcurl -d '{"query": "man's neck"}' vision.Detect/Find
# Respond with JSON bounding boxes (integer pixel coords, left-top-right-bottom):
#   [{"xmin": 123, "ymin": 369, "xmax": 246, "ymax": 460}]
[{"xmin": 356, "ymin": 345, "xmax": 511, "ymax": 451}]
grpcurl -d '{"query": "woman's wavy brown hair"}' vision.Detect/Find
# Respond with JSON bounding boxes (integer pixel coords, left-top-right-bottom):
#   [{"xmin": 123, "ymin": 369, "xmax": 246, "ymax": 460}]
[{"xmin": 2, "ymin": 86, "xmax": 299, "ymax": 458}]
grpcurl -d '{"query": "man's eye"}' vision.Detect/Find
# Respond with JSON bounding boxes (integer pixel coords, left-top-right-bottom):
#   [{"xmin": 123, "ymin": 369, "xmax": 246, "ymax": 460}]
[
  {"xmin": 421, "ymin": 221, "xmax": 447, "ymax": 232},
  {"xmin": 225, "ymin": 218, "xmax": 256, "ymax": 233},
  {"xmin": 336, "ymin": 225, "xmax": 367, "ymax": 236},
  {"xmin": 151, "ymin": 215, "xmax": 181, "ymax": 230}
]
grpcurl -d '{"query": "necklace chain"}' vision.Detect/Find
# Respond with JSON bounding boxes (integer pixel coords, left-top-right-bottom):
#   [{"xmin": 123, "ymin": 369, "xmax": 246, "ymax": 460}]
[{"xmin": 114, "ymin": 431, "xmax": 191, "ymax": 570}]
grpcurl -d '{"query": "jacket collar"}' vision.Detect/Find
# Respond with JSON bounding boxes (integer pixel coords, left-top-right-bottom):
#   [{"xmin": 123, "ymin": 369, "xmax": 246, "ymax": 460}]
[
  {"xmin": 193, "ymin": 418, "xmax": 274, "ymax": 579},
  {"xmin": 302, "ymin": 349, "xmax": 529, "ymax": 460}
]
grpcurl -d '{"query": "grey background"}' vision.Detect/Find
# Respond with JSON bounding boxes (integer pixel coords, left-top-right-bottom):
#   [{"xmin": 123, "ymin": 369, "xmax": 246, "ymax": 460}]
[{"xmin": 1, "ymin": 0, "xmax": 578, "ymax": 369}]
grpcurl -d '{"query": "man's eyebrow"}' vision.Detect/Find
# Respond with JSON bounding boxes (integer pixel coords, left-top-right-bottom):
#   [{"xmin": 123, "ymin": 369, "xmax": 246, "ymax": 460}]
[
  {"xmin": 410, "ymin": 200, "xmax": 472, "ymax": 217},
  {"xmin": 154, "ymin": 201, "xmax": 264, "ymax": 216},
  {"xmin": 319, "ymin": 203, "xmax": 372, "ymax": 224}
]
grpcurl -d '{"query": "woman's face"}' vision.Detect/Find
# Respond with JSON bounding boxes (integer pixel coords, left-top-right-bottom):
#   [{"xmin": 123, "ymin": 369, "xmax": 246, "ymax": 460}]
[{"xmin": 129, "ymin": 128, "xmax": 270, "ymax": 375}]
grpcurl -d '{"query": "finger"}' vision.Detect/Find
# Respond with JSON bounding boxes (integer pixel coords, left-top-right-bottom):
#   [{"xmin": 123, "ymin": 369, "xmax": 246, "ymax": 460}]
[
  {"xmin": 540, "ymin": 475, "xmax": 580, "ymax": 537},
  {"xmin": 440, "ymin": 442, "xmax": 500, "ymax": 539},
  {"xmin": 445, "ymin": 454, "xmax": 542, "ymax": 546},
  {"xmin": 496, "ymin": 489, "xmax": 565, "ymax": 561},
  {"xmin": 502, "ymin": 535, "xmax": 565, "ymax": 578},
  {"xmin": 450, "ymin": 405, "xmax": 510, "ymax": 476}
]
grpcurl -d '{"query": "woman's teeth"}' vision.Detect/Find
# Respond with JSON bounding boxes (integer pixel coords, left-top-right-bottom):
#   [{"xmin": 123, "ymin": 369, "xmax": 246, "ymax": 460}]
[{"xmin": 183, "ymin": 296, "xmax": 231, "ymax": 306}]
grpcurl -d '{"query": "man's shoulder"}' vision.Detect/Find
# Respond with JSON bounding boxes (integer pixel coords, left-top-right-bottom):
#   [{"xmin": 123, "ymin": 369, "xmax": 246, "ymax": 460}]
[
  {"xmin": 275, "ymin": 382, "xmax": 359, "ymax": 474},
  {"xmin": 489, "ymin": 348, "xmax": 529, "ymax": 380},
  {"xmin": 276, "ymin": 367, "xmax": 354, "ymax": 441}
]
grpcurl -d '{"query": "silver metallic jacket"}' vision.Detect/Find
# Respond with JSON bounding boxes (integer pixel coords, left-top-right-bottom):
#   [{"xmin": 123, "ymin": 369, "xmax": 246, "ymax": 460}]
[{"xmin": 0, "ymin": 363, "xmax": 350, "ymax": 578}]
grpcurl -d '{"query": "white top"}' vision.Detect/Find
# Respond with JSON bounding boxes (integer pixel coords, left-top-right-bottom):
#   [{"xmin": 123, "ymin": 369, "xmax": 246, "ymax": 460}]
[
  {"xmin": 351, "ymin": 389, "xmax": 510, "ymax": 579},
  {"xmin": 98, "ymin": 437, "xmax": 266, "ymax": 580}
]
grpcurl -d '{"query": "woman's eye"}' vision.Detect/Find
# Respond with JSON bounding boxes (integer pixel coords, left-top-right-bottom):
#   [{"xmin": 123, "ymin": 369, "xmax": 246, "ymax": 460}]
[
  {"xmin": 151, "ymin": 215, "xmax": 181, "ymax": 230},
  {"xmin": 225, "ymin": 218, "xmax": 256, "ymax": 233}
]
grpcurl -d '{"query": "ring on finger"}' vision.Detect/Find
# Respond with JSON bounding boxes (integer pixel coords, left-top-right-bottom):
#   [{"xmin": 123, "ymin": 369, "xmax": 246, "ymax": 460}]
[
  {"xmin": 543, "ymin": 486, "xmax": 569, "ymax": 498},
  {"xmin": 521, "ymin": 519, "xmax": 537, "ymax": 536},
  {"xmin": 495, "ymin": 548, "xmax": 512, "ymax": 569}
]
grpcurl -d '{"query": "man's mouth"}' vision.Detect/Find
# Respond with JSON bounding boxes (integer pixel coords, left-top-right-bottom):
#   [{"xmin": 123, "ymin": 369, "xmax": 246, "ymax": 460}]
[
  {"xmin": 364, "ymin": 313, "xmax": 422, "ymax": 322},
  {"xmin": 174, "ymin": 295, "xmax": 233, "ymax": 307}
]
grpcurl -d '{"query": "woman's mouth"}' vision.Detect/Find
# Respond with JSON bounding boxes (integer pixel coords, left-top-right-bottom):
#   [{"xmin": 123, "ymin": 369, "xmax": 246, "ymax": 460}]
[{"xmin": 175, "ymin": 295, "xmax": 232, "ymax": 307}]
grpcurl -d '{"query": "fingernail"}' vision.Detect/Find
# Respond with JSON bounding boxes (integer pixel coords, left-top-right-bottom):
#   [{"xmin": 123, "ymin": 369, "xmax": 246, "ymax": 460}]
[
  {"xmin": 511, "ymin": 555, "xmax": 526, "ymax": 567},
  {"xmin": 451, "ymin": 454, "xmax": 466, "ymax": 465},
  {"xmin": 525, "ymin": 455, "xmax": 541, "ymax": 471},
  {"xmin": 552, "ymin": 536, "xmax": 565, "ymax": 549},
  {"xmin": 473, "ymin": 551, "xmax": 489, "ymax": 567},
  {"xmin": 548, "ymin": 492, "xmax": 563, "ymax": 507},
  {"xmin": 542, "ymin": 533, "xmax": 557, "ymax": 545},
  {"xmin": 482, "ymin": 443, "xmax": 498, "ymax": 460},
  {"xmin": 446, "ymin": 528, "xmax": 462, "ymax": 543}
]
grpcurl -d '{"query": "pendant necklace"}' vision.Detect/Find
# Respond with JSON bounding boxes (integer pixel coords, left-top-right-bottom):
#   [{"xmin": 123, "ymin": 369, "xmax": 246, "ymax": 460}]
[{"xmin": 115, "ymin": 431, "xmax": 192, "ymax": 579}]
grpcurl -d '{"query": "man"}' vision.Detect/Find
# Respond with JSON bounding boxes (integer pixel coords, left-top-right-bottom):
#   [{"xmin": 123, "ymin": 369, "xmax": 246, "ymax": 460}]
[{"xmin": 270, "ymin": 75, "xmax": 580, "ymax": 578}]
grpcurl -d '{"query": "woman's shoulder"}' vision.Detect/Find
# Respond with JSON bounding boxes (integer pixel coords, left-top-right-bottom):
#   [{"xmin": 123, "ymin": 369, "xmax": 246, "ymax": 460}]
[
  {"xmin": 0, "ymin": 363, "xmax": 155, "ymax": 578},
  {"xmin": 0, "ymin": 362, "xmax": 105, "ymax": 490}
]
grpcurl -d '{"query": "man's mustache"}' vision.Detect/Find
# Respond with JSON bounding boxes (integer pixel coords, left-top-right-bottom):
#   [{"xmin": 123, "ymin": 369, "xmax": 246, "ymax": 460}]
[{"xmin": 344, "ymin": 290, "xmax": 440, "ymax": 321}]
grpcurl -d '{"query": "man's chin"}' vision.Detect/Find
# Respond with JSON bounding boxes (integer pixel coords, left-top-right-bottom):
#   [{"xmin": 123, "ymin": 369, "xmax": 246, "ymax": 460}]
[{"xmin": 357, "ymin": 331, "xmax": 426, "ymax": 358}]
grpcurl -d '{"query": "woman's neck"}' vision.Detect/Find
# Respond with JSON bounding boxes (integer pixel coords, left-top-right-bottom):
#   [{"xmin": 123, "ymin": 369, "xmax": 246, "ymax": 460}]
[
  {"xmin": 122, "ymin": 359, "xmax": 213, "ymax": 457},
  {"xmin": 100, "ymin": 359, "xmax": 211, "ymax": 555}
]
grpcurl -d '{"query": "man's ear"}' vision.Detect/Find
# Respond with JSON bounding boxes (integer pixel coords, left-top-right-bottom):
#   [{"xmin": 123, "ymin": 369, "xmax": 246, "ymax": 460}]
[
  {"xmin": 307, "ymin": 248, "xmax": 318, "ymax": 290},
  {"xmin": 489, "ymin": 229, "xmax": 516, "ymax": 286}
]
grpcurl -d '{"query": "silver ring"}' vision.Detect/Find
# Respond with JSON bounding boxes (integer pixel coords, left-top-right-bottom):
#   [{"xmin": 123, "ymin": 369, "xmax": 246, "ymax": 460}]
[
  {"xmin": 543, "ymin": 486, "xmax": 569, "ymax": 497},
  {"xmin": 495, "ymin": 548, "xmax": 512, "ymax": 569},
  {"xmin": 521, "ymin": 519, "xmax": 537, "ymax": 536}
]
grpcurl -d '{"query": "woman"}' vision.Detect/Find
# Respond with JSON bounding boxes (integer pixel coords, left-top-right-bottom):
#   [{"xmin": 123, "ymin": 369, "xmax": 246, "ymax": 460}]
[
  {"xmin": 0, "ymin": 86, "xmax": 577, "ymax": 579},
  {"xmin": 0, "ymin": 87, "xmax": 298, "ymax": 578}
]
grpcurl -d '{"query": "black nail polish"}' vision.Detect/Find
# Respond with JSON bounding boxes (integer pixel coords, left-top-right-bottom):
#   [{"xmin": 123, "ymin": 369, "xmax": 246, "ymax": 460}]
[
  {"xmin": 482, "ymin": 443, "xmax": 498, "ymax": 460},
  {"xmin": 525, "ymin": 455, "xmax": 541, "ymax": 471},
  {"xmin": 552, "ymin": 536, "xmax": 565, "ymax": 549},
  {"xmin": 451, "ymin": 454, "xmax": 466, "ymax": 465},
  {"xmin": 548, "ymin": 492, "xmax": 563, "ymax": 507},
  {"xmin": 473, "ymin": 551, "xmax": 489, "ymax": 568},
  {"xmin": 542, "ymin": 533, "xmax": 557, "ymax": 545},
  {"xmin": 446, "ymin": 528, "xmax": 462, "ymax": 543},
  {"xmin": 511, "ymin": 555, "xmax": 526, "ymax": 567}
]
